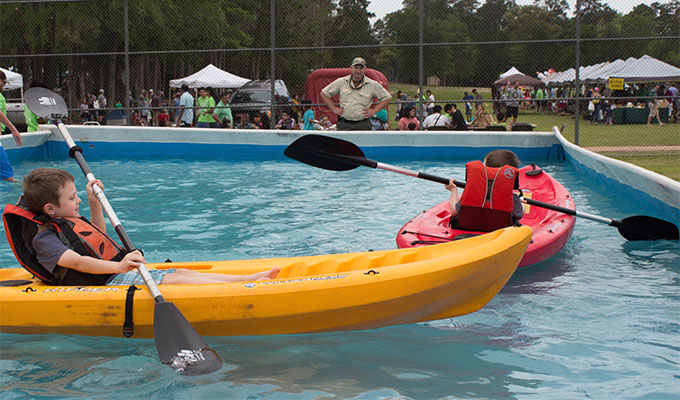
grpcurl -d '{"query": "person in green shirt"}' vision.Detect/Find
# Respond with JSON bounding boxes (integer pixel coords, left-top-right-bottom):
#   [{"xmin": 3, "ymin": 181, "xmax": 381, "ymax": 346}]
[
  {"xmin": 24, "ymin": 82, "xmax": 48, "ymax": 132},
  {"xmin": 535, "ymin": 87, "xmax": 545, "ymax": 113},
  {"xmin": 0, "ymin": 76, "xmax": 6, "ymax": 133},
  {"xmin": 196, "ymin": 87, "xmax": 216, "ymax": 128},
  {"xmin": 212, "ymin": 92, "xmax": 233, "ymax": 128},
  {"xmin": 24, "ymin": 106, "xmax": 40, "ymax": 132},
  {"xmin": 1, "ymin": 70, "xmax": 24, "ymax": 181}
]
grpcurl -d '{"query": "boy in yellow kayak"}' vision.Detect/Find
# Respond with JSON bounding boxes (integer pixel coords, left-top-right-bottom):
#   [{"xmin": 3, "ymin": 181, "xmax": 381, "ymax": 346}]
[{"xmin": 10, "ymin": 168, "xmax": 279, "ymax": 286}]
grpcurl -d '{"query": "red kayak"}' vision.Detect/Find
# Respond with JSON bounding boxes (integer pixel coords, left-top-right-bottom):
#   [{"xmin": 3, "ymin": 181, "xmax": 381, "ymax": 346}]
[{"xmin": 396, "ymin": 165, "xmax": 576, "ymax": 268}]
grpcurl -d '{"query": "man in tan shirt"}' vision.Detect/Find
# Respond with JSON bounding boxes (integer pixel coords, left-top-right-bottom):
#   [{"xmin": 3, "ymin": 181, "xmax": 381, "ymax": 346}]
[{"xmin": 320, "ymin": 57, "xmax": 392, "ymax": 131}]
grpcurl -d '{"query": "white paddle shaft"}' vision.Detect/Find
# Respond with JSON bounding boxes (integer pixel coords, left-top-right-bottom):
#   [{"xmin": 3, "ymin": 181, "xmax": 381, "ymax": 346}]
[{"xmin": 56, "ymin": 121, "xmax": 164, "ymax": 300}]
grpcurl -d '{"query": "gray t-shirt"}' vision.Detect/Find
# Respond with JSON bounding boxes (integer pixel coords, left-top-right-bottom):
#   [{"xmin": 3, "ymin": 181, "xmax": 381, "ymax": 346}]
[
  {"xmin": 507, "ymin": 87, "xmax": 522, "ymax": 108},
  {"xmin": 32, "ymin": 230, "xmax": 69, "ymax": 273}
]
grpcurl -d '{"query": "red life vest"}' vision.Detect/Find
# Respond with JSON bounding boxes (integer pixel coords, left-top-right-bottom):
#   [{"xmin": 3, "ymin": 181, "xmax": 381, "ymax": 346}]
[
  {"xmin": 3, "ymin": 197, "xmax": 126, "ymax": 286},
  {"xmin": 456, "ymin": 160, "xmax": 519, "ymax": 232}
]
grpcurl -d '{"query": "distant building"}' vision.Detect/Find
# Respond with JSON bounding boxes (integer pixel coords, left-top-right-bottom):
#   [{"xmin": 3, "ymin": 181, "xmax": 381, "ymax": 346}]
[{"xmin": 427, "ymin": 75, "xmax": 441, "ymax": 86}]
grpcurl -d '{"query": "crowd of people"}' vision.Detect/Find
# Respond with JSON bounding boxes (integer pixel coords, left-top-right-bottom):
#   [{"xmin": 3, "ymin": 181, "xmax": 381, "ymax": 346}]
[
  {"xmin": 582, "ymin": 82, "xmax": 677, "ymax": 127},
  {"xmin": 57, "ymin": 59, "xmax": 678, "ymax": 132},
  {"xmin": 71, "ymin": 83, "xmax": 515, "ymax": 132}
]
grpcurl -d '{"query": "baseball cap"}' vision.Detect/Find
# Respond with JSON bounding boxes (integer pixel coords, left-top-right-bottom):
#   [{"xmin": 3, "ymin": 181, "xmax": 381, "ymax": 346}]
[{"xmin": 351, "ymin": 57, "xmax": 366, "ymax": 67}]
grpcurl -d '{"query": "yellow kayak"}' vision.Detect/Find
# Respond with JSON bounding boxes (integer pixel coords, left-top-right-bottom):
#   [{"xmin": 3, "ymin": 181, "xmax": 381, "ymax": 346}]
[{"xmin": 0, "ymin": 226, "xmax": 531, "ymax": 338}]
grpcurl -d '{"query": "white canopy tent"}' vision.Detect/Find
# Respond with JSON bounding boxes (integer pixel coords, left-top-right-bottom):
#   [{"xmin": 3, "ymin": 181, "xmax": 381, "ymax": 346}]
[
  {"xmin": 499, "ymin": 67, "xmax": 523, "ymax": 79},
  {"xmin": 610, "ymin": 55, "xmax": 680, "ymax": 82},
  {"xmin": 1, "ymin": 67, "xmax": 23, "ymax": 90},
  {"xmin": 542, "ymin": 55, "xmax": 680, "ymax": 85},
  {"xmin": 169, "ymin": 64, "xmax": 250, "ymax": 89},
  {"xmin": 1, "ymin": 67, "xmax": 24, "ymax": 105}
]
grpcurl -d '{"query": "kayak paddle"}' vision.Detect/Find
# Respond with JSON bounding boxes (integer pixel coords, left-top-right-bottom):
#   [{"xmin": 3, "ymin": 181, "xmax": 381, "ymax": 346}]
[
  {"xmin": 24, "ymin": 88, "xmax": 223, "ymax": 376},
  {"xmin": 284, "ymin": 134, "xmax": 679, "ymax": 241}
]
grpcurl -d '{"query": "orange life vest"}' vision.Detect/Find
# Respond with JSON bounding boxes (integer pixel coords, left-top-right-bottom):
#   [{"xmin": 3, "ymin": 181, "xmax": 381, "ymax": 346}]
[
  {"xmin": 456, "ymin": 160, "xmax": 519, "ymax": 232},
  {"xmin": 3, "ymin": 197, "xmax": 126, "ymax": 286}
]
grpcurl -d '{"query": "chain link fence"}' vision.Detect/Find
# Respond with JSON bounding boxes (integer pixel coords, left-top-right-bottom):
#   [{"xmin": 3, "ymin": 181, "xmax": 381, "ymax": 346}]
[{"xmin": 1, "ymin": 0, "xmax": 679, "ymax": 159}]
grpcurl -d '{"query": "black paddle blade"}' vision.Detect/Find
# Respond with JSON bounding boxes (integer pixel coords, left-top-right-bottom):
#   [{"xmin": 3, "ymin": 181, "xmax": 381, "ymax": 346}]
[
  {"xmin": 154, "ymin": 302, "xmax": 223, "ymax": 376},
  {"xmin": 284, "ymin": 134, "xmax": 365, "ymax": 171},
  {"xmin": 615, "ymin": 216, "xmax": 679, "ymax": 241},
  {"xmin": 24, "ymin": 87, "xmax": 68, "ymax": 119}
]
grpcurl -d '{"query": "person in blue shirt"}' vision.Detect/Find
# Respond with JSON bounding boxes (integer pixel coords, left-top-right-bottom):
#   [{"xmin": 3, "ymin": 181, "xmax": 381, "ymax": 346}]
[
  {"xmin": 463, "ymin": 91, "xmax": 474, "ymax": 122},
  {"xmin": 301, "ymin": 100, "xmax": 318, "ymax": 130}
]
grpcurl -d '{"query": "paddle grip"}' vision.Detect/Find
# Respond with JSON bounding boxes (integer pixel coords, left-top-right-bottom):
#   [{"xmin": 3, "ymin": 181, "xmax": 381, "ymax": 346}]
[
  {"xmin": 523, "ymin": 198, "xmax": 577, "ymax": 216},
  {"xmin": 417, "ymin": 172, "xmax": 452, "ymax": 185}
]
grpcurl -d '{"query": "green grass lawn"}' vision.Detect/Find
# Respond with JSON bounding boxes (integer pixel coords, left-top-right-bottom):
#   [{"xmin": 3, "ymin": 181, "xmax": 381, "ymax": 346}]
[
  {"xmin": 387, "ymin": 84, "xmax": 680, "ymax": 181},
  {"xmin": 600, "ymin": 154, "xmax": 680, "ymax": 181}
]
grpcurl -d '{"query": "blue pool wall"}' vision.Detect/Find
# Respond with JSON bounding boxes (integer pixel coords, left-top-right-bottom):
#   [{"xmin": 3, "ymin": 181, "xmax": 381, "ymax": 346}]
[
  {"xmin": 552, "ymin": 127, "xmax": 680, "ymax": 226},
  {"xmin": 2, "ymin": 125, "xmax": 678, "ymax": 226}
]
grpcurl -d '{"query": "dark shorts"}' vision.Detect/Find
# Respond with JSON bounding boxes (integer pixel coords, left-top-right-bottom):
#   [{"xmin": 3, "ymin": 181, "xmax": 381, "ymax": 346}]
[
  {"xmin": 337, "ymin": 117, "xmax": 371, "ymax": 131},
  {"xmin": 506, "ymin": 106, "xmax": 519, "ymax": 118}
]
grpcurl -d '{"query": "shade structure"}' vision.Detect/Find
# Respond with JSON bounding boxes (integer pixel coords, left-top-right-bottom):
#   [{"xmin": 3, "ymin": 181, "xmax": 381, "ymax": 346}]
[
  {"xmin": 499, "ymin": 67, "xmax": 524, "ymax": 79},
  {"xmin": 494, "ymin": 73, "xmax": 545, "ymax": 87},
  {"xmin": 609, "ymin": 55, "xmax": 680, "ymax": 82},
  {"xmin": 169, "ymin": 64, "xmax": 250, "ymax": 89},
  {"xmin": 542, "ymin": 55, "xmax": 680, "ymax": 85},
  {"xmin": 1, "ymin": 67, "xmax": 23, "ymax": 90}
]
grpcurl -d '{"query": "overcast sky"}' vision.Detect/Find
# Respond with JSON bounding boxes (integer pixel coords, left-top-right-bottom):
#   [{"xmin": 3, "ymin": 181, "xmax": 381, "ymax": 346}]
[{"xmin": 368, "ymin": 0, "xmax": 675, "ymax": 21}]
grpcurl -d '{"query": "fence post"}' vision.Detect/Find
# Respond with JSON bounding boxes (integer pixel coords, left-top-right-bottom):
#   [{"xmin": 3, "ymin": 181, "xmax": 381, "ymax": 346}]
[
  {"xmin": 417, "ymin": 0, "xmax": 424, "ymax": 128},
  {"xmin": 124, "ymin": 0, "xmax": 130, "ymax": 126},
  {"xmin": 574, "ymin": 0, "xmax": 581, "ymax": 145},
  {"xmin": 270, "ymin": 0, "xmax": 276, "ymax": 124}
]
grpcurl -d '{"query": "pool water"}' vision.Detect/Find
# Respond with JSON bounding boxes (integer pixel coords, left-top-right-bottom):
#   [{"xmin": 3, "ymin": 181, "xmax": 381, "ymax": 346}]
[{"xmin": 1, "ymin": 157, "xmax": 678, "ymax": 399}]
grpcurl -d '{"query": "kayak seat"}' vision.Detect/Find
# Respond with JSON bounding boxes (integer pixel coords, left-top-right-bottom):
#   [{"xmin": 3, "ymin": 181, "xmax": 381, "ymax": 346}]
[
  {"xmin": 278, "ymin": 261, "xmax": 307, "ymax": 279},
  {"xmin": 336, "ymin": 258, "xmax": 364, "ymax": 273},
  {"xmin": 382, "ymin": 251, "xmax": 417, "ymax": 267},
  {"xmin": 305, "ymin": 260, "xmax": 337, "ymax": 277},
  {"xmin": 366, "ymin": 255, "xmax": 386, "ymax": 270}
]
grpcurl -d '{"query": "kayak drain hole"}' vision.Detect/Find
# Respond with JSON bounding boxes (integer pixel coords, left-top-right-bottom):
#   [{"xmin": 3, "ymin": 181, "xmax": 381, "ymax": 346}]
[{"xmin": 364, "ymin": 270, "xmax": 379, "ymax": 275}]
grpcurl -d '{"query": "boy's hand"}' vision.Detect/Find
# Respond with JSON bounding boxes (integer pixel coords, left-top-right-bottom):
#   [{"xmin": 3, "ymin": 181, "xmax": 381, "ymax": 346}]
[
  {"xmin": 85, "ymin": 179, "xmax": 104, "ymax": 198},
  {"xmin": 118, "ymin": 250, "xmax": 145, "ymax": 273},
  {"xmin": 445, "ymin": 179, "xmax": 458, "ymax": 192}
]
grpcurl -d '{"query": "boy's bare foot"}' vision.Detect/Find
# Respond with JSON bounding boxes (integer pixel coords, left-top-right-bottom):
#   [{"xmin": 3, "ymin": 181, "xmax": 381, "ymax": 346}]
[{"xmin": 255, "ymin": 267, "xmax": 280, "ymax": 280}]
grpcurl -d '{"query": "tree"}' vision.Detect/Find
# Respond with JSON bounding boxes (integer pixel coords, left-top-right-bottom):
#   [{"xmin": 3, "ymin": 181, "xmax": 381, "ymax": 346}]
[
  {"xmin": 533, "ymin": 0, "xmax": 569, "ymax": 20},
  {"xmin": 469, "ymin": 0, "xmax": 517, "ymax": 85},
  {"xmin": 502, "ymin": 5, "xmax": 567, "ymax": 78},
  {"xmin": 326, "ymin": 0, "xmax": 378, "ymax": 67},
  {"xmin": 580, "ymin": 0, "xmax": 617, "ymax": 26}
]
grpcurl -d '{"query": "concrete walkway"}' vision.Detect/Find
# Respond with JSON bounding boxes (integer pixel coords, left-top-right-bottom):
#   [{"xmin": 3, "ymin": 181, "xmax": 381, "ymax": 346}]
[{"xmin": 585, "ymin": 145, "xmax": 680, "ymax": 152}]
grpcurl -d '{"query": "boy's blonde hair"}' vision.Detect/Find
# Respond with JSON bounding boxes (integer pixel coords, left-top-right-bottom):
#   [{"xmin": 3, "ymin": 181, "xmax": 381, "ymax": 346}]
[
  {"xmin": 484, "ymin": 150, "xmax": 521, "ymax": 168},
  {"xmin": 22, "ymin": 168, "xmax": 75, "ymax": 214}
]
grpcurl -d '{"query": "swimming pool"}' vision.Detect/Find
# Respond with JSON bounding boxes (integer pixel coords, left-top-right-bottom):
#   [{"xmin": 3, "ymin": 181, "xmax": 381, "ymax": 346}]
[{"xmin": 1, "ymin": 156, "xmax": 678, "ymax": 399}]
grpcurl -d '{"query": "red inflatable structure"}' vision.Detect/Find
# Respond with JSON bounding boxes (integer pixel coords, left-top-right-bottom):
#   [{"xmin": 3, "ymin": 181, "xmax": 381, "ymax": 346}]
[{"xmin": 303, "ymin": 68, "xmax": 389, "ymax": 124}]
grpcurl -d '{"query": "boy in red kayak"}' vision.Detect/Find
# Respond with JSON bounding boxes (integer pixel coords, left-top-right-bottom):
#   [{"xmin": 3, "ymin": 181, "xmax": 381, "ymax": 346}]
[
  {"xmin": 8, "ymin": 168, "xmax": 279, "ymax": 286},
  {"xmin": 445, "ymin": 150, "xmax": 524, "ymax": 232}
]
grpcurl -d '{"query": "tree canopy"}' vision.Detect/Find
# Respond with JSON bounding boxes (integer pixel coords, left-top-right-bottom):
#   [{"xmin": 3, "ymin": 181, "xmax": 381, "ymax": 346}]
[{"xmin": 0, "ymin": 0, "xmax": 677, "ymax": 104}]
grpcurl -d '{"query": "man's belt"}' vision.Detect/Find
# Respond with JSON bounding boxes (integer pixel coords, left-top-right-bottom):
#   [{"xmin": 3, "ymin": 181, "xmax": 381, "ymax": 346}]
[{"xmin": 338, "ymin": 117, "xmax": 369, "ymax": 123}]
